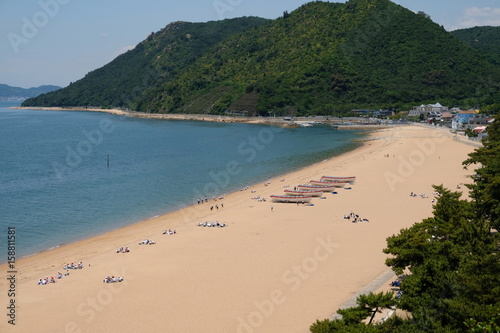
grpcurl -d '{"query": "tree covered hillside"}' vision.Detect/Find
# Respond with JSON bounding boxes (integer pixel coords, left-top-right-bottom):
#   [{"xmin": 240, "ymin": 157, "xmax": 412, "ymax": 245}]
[
  {"xmin": 23, "ymin": 0, "xmax": 500, "ymax": 116},
  {"xmin": 22, "ymin": 17, "xmax": 268, "ymax": 109},
  {"xmin": 451, "ymin": 26, "xmax": 500, "ymax": 66}
]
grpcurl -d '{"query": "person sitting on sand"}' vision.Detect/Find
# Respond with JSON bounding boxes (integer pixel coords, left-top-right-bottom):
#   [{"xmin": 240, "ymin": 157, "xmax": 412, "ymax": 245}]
[
  {"xmin": 163, "ymin": 229, "xmax": 175, "ymax": 235},
  {"xmin": 391, "ymin": 280, "xmax": 401, "ymax": 287},
  {"xmin": 64, "ymin": 263, "xmax": 75, "ymax": 270}
]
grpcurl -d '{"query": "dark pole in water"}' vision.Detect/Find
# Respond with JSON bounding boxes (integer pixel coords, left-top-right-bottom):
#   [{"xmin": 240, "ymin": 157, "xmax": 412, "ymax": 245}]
[{"xmin": 107, "ymin": 153, "xmax": 110, "ymax": 168}]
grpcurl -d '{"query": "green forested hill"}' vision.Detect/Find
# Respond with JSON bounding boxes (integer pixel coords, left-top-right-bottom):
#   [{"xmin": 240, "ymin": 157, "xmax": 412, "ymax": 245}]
[
  {"xmin": 23, "ymin": 0, "xmax": 500, "ymax": 115},
  {"xmin": 451, "ymin": 26, "xmax": 500, "ymax": 66},
  {"xmin": 22, "ymin": 17, "xmax": 269, "ymax": 109}
]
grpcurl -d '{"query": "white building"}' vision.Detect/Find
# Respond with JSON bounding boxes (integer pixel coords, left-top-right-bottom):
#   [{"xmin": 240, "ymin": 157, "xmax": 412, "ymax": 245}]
[{"xmin": 408, "ymin": 102, "xmax": 449, "ymax": 118}]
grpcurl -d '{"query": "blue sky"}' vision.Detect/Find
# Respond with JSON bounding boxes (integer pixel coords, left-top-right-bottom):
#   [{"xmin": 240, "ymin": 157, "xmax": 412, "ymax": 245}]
[{"xmin": 1, "ymin": 0, "xmax": 499, "ymax": 88}]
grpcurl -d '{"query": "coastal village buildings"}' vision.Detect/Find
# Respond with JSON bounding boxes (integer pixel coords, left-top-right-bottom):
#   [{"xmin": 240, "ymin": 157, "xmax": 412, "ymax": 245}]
[
  {"xmin": 441, "ymin": 112, "xmax": 453, "ymax": 122},
  {"xmin": 408, "ymin": 102, "xmax": 449, "ymax": 118},
  {"xmin": 468, "ymin": 114, "xmax": 490, "ymax": 126},
  {"xmin": 452, "ymin": 111, "xmax": 476, "ymax": 130},
  {"xmin": 405, "ymin": 103, "xmax": 492, "ymax": 135}
]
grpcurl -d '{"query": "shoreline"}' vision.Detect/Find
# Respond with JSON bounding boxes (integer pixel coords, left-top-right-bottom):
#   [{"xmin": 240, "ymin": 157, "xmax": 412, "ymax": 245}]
[
  {"xmin": 2, "ymin": 135, "xmax": 367, "ymax": 265},
  {"xmin": 3, "ymin": 212, "xmax": 166, "ymax": 265},
  {"xmin": 0, "ymin": 124, "xmax": 478, "ymax": 332},
  {"xmin": 10, "ymin": 106, "xmax": 394, "ymax": 130}
]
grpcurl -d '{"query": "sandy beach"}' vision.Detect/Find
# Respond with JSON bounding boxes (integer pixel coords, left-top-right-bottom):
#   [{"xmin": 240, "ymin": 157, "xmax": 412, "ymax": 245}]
[{"xmin": 1, "ymin": 124, "xmax": 477, "ymax": 333}]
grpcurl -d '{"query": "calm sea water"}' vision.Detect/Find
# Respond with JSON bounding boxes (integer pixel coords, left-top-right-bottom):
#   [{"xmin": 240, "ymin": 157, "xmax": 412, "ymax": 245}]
[{"xmin": 0, "ymin": 101, "xmax": 363, "ymax": 260}]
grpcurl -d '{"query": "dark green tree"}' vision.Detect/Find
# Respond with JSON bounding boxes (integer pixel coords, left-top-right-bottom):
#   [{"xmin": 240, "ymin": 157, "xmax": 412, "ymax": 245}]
[
  {"xmin": 463, "ymin": 116, "xmax": 500, "ymax": 231},
  {"xmin": 310, "ymin": 292, "xmax": 396, "ymax": 332},
  {"xmin": 383, "ymin": 183, "xmax": 500, "ymax": 331}
]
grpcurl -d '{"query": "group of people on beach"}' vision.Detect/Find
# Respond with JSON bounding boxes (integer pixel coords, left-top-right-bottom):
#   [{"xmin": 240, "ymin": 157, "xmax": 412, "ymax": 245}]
[
  {"xmin": 210, "ymin": 203, "xmax": 223, "ymax": 211},
  {"xmin": 37, "ymin": 262, "xmax": 84, "ymax": 285},
  {"xmin": 197, "ymin": 196, "xmax": 209, "ymax": 204},
  {"xmin": 343, "ymin": 211, "xmax": 369, "ymax": 223},
  {"xmin": 409, "ymin": 192, "xmax": 428, "ymax": 198},
  {"xmin": 162, "ymin": 229, "xmax": 176, "ymax": 235},
  {"xmin": 63, "ymin": 262, "xmax": 84, "ymax": 270},
  {"xmin": 412, "ymin": 192, "xmax": 438, "ymax": 203},
  {"xmin": 139, "ymin": 239, "xmax": 155, "ymax": 245},
  {"xmin": 103, "ymin": 275, "xmax": 124, "ymax": 283},
  {"xmin": 116, "ymin": 246, "xmax": 130, "ymax": 253},
  {"xmin": 38, "ymin": 276, "xmax": 58, "ymax": 285},
  {"xmin": 197, "ymin": 195, "xmax": 225, "ymax": 205},
  {"xmin": 198, "ymin": 221, "xmax": 227, "ymax": 228},
  {"xmin": 251, "ymin": 195, "xmax": 267, "ymax": 202}
]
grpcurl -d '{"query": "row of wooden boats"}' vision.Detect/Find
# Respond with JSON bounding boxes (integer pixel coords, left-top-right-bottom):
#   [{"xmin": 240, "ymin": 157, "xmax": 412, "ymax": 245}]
[{"xmin": 270, "ymin": 176, "xmax": 356, "ymax": 203}]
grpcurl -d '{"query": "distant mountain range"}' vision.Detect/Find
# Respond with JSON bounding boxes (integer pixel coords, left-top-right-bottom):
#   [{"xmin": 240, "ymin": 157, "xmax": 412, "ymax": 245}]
[
  {"xmin": 22, "ymin": 0, "xmax": 500, "ymax": 115},
  {"xmin": 0, "ymin": 84, "xmax": 61, "ymax": 100}
]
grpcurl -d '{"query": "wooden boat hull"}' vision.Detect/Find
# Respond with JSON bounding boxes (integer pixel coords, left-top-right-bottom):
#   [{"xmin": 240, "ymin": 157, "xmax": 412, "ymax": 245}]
[
  {"xmin": 284, "ymin": 189, "xmax": 323, "ymax": 197},
  {"xmin": 270, "ymin": 195, "xmax": 313, "ymax": 203},
  {"xmin": 297, "ymin": 184, "xmax": 337, "ymax": 192},
  {"xmin": 321, "ymin": 176, "xmax": 356, "ymax": 183},
  {"xmin": 309, "ymin": 180, "xmax": 346, "ymax": 188}
]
